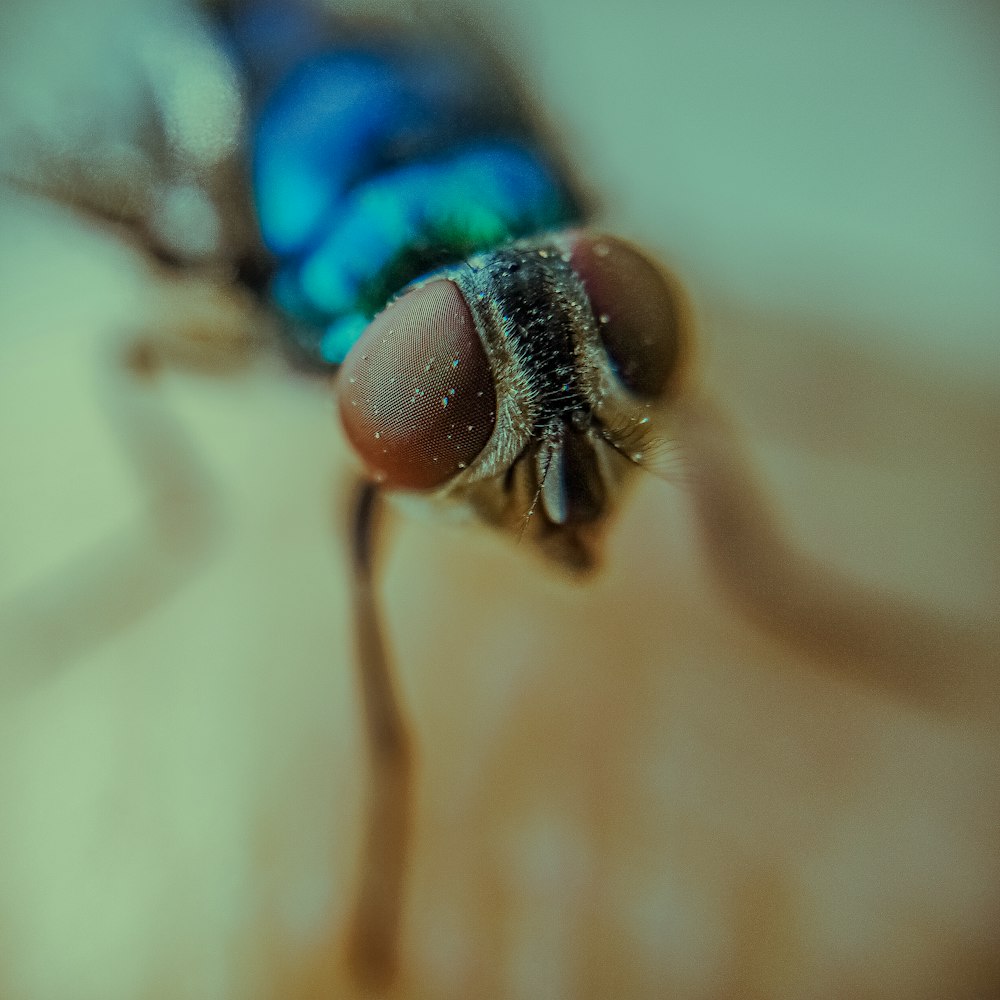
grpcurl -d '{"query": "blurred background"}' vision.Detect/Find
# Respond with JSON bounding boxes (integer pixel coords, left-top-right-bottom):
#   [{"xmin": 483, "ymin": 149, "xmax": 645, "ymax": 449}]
[{"xmin": 0, "ymin": 0, "xmax": 997, "ymax": 997}]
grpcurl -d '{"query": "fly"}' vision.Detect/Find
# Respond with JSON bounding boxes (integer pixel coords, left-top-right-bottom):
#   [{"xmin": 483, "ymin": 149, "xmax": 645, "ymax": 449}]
[
  {"xmin": 216, "ymin": 0, "xmax": 689, "ymax": 571},
  {"xmin": 1, "ymin": 3, "xmax": 987, "ymax": 995},
  {"xmin": 211, "ymin": 0, "xmax": 690, "ymax": 986}
]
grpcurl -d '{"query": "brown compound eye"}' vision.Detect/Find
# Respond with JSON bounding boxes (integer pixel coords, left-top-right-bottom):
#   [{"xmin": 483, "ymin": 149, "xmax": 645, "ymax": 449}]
[
  {"xmin": 338, "ymin": 280, "xmax": 497, "ymax": 490},
  {"xmin": 569, "ymin": 232, "xmax": 686, "ymax": 399}
]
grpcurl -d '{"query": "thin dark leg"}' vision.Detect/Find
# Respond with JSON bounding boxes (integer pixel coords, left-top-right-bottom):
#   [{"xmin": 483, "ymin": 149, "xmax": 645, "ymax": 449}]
[{"xmin": 345, "ymin": 480, "xmax": 413, "ymax": 991}]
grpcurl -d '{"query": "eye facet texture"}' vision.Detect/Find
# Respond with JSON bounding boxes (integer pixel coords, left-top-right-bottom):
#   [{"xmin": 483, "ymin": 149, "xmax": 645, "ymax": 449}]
[
  {"xmin": 570, "ymin": 233, "xmax": 684, "ymax": 399},
  {"xmin": 338, "ymin": 280, "xmax": 497, "ymax": 490}
]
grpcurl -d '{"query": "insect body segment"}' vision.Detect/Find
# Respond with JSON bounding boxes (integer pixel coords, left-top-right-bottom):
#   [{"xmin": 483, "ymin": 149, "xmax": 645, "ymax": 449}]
[
  {"xmin": 220, "ymin": 2, "xmax": 686, "ymax": 568},
  {"xmin": 224, "ymin": 1, "xmax": 580, "ymax": 365}
]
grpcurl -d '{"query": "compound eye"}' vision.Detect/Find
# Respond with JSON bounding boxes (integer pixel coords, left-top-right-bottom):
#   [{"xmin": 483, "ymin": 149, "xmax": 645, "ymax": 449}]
[
  {"xmin": 569, "ymin": 232, "xmax": 685, "ymax": 399},
  {"xmin": 338, "ymin": 280, "xmax": 497, "ymax": 490}
]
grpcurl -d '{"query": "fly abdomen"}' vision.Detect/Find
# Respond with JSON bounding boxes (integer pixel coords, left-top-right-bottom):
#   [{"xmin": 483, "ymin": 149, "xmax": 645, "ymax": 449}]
[{"xmin": 216, "ymin": 0, "xmax": 583, "ymax": 367}]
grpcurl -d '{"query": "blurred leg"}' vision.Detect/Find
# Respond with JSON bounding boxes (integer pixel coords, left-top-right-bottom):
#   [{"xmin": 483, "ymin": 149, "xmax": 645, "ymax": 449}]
[
  {"xmin": 676, "ymin": 394, "xmax": 997, "ymax": 713},
  {"xmin": 0, "ymin": 275, "xmax": 263, "ymax": 696},
  {"xmin": 344, "ymin": 479, "xmax": 413, "ymax": 991}
]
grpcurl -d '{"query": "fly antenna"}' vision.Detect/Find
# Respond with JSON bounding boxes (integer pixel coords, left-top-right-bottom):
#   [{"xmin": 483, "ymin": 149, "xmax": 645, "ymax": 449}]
[{"xmin": 518, "ymin": 444, "xmax": 554, "ymax": 542}]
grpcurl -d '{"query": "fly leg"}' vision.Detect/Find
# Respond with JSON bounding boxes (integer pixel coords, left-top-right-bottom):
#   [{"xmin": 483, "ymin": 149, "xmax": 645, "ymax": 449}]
[
  {"xmin": 0, "ymin": 274, "xmax": 265, "ymax": 696},
  {"xmin": 344, "ymin": 480, "xmax": 414, "ymax": 991},
  {"xmin": 675, "ymin": 394, "xmax": 995, "ymax": 711}
]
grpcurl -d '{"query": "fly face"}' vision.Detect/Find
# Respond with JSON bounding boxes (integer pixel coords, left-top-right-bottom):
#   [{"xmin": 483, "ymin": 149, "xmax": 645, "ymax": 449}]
[
  {"xmin": 338, "ymin": 229, "xmax": 689, "ymax": 571},
  {"xmin": 216, "ymin": 2, "xmax": 686, "ymax": 569}
]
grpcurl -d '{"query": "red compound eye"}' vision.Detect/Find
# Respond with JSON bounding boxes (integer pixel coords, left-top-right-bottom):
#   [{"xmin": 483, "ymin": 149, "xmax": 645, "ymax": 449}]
[
  {"xmin": 570, "ymin": 232, "xmax": 685, "ymax": 399},
  {"xmin": 338, "ymin": 280, "xmax": 497, "ymax": 490}
]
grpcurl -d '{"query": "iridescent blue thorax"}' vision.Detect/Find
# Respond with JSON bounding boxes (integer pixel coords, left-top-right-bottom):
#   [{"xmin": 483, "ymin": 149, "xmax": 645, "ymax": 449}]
[{"xmin": 220, "ymin": 1, "xmax": 582, "ymax": 366}]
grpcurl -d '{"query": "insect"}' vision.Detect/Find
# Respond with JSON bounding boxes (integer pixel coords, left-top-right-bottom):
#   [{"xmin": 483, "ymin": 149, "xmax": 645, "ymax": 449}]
[
  {"xmin": 209, "ymin": 0, "xmax": 695, "ymax": 984},
  {"xmin": 3, "ymin": 1, "xmax": 987, "ymax": 995},
  {"xmin": 213, "ymin": 0, "xmax": 689, "ymax": 571}
]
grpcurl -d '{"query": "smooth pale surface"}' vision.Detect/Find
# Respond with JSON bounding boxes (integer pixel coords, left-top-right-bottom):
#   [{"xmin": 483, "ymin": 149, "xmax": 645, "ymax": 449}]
[{"xmin": 0, "ymin": 1, "xmax": 998, "ymax": 999}]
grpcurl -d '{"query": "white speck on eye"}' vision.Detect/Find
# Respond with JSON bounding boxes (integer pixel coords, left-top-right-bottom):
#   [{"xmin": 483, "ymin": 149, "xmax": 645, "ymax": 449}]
[
  {"xmin": 593, "ymin": 242, "xmax": 610, "ymax": 257},
  {"xmin": 374, "ymin": 431, "xmax": 381, "ymax": 439},
  {"xmin": 599, "ymin": 313, "xmax": 610, "ymax": 325}
]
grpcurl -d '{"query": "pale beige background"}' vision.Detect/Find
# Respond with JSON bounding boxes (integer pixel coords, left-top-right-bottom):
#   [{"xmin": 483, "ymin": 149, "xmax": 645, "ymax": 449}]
[{"xmin": 0, "ymin": 0, "xmax": 997, "ymax": 998}]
